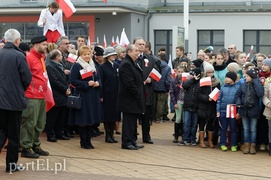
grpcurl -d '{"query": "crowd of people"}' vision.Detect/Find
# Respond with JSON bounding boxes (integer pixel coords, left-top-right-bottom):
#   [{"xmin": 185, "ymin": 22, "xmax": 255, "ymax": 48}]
[{"xmin": 1, "ymin": 10, "xmax": 271, "ymax": 172}]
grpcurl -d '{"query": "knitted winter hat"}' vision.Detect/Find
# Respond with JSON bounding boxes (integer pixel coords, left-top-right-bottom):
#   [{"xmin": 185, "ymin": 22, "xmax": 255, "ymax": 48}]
[
  {"xmin": 225, "ymin": 71, "xmax": 237, "ymax": 82},
  {"xmin": 190, "ymin": 67, "xmax": 201, "ymax": 77},
  {"xmin": 263, "ymin": 58, "xmax": 271, "ymax": 70},
  {"xmin": 246, "ymin": 68, "xmax": 259, "ymax": 79},
  {"xmin": 203, "ymin": 61, "xmax": 214, "ymax": 75},
  {"xmin": 227, "ymin": 62, "xmax": 239, "ymax": 73}
]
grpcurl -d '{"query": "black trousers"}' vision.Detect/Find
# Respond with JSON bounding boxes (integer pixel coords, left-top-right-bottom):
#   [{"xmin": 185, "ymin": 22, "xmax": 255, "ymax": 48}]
[
  {"xmin": 140, "ymin": 105, "xmax": 152, "ymax": 141},
  {"xmin": 0, "ymin": 109, "xmax": 22, "ymax": 168},
  {"xmin": 45, "ymin": 106, "xmax": 66, "ymax": 138},
  {"xmin": 122, "ymin": 113, "xmax": 139, "ymax": 146}
]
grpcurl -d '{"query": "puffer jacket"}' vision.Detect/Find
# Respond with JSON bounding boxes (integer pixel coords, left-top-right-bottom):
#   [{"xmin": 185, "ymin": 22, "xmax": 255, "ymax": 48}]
[
  {"xmin": 169, "ymin": 76, "xmax": 185, "ymax": 105},
  {"xmin": 217, "ymin": 83, "xmax": 240, "ymax": 113},
  {"xmin": 236, "ymin": 78, "xmax": 264, "ymax": 118},
  {"xmin": 262, "ymin": 77, "xmax": 271, "ymax": 118},
  {"xmin": 153, "ymin": 60, "xmax": 171, "ymax": 93},
  {"xmin": 182, "ymin": 78, "xmax": 200, "ymax": 112}
]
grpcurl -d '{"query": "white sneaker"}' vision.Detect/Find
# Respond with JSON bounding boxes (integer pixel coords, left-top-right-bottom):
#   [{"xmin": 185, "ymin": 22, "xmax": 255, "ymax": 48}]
[{"xmin": 260, "ymin": 144, "xmax": 266, "ymax": 151}]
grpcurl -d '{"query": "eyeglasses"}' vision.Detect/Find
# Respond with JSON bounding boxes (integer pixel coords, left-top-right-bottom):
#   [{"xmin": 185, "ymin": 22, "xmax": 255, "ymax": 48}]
[
  {"xmin": 62, "ymin": 42, "xmax": 71, "ymax": 45},
  {"xmin": 228, "ymin": 48, "xmax": 233, "ymax": 50}
]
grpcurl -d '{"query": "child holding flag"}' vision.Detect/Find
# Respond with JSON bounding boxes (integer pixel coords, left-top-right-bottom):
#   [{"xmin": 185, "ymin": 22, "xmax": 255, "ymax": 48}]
[
  {"xmin": 216, "ymin": 72, "xmax": 240, "ymax": 152},
  {"xmin": 197, "ymin": 62, "xmax": 220, "ymax": 148},
  {"xmin": 170, "ymin": 66, "xmax": 185, "ymax": 143}
]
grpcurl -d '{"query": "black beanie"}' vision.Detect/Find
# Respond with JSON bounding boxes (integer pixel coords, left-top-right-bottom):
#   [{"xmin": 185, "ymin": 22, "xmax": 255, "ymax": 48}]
[
  {"xmin": 226, "ymin": 71, "xmax": 237, "ymax": 82},
  {"xmin": 190, "ymin": 68, "xmax": 201, "ymax": 77}
]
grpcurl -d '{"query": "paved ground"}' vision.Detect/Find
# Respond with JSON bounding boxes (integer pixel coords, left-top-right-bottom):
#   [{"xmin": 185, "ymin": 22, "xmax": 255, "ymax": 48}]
[{"xmin": 0, "ymin": 115, "xmax": 270, "ymax": 180}]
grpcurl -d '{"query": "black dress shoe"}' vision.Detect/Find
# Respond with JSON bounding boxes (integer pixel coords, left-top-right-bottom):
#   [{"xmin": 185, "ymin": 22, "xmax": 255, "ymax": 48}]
[
  {"xmin": 56, "ymin": 135, "xmax": 70, "ymax": 140},
  {"xmin": 143, "ymin": 139, "xmax": 154, "ymax": 144},
  {"xmin": 134, "ymin": 144, "xmax": 144, "ymax": 148},
  {"xmin": 121, "ymin": 144, "xmax": 138, "ymax": 150},
  {"xmin": 47, "ymin": 137, "xmax": 58, "ymax": 142},
  {"xmin": 64, "ymin": 132, "xmax": 74, "ymax": 138},
  {"xmin": 6, "ymin": 165, "xmax": 24, "ymax": 173},
  {"xmin": 163, "ymin": 116, "xmax": 170, "ymax": 121}
]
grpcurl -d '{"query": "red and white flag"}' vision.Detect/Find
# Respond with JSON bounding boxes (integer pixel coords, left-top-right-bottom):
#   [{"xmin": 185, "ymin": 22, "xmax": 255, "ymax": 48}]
[
  {"xmin": 46, "ymin": 79, "xmax": 55, "ymax": 112},
  {"xmin": 103, "ymin": 0, "xmax": 107, "ymax": 3},
  {"xmin": 181, "ymin": 72, "xmax": 190, "ymax": 82},
  {"xmin": 103, "ymin": 34, "xmax": 107, "ymax": 48},
  {"xmin": 200, "ymin": 77, "xmax": 212, "ymax": 87},
  {"xmin": 96, "ymin": 36, "xmax": 99, "ymax": 45},
  {"xmin": 111, "ymin": 36, "xmax": 115, "ymax": 46},
  {"xmin": 115, "ymin": 36, "xmax": 119, "ymax": 45},
  {"xmin": 168, "ymin": 54, "xmax": 174, "ymax": 76},
  {"xmin": 226, "ymin": 104, "xmax": 237, "ymax": 118},
  {"xmin": 246, "ymin": 45, "xmax": 254, "ymax": 62},
  {"xmin": 149, "ymin": 68, "xmax": 161, "ymax": 82},
  {"xmin": 209, "ymin": 87, "xmax": 220, "ymax": 101},
  {"xmin": 56, "ymin": 0, "xmax": 76, "ymax": 18},
  {"xmin": 80, "ymin": 67, "xmax": 93, "ymax": 79},
  {"xmin": 120, "ymin": 28, "xmax": 130, "ymax": 47},
  {"xmin": 67, "ymin": 53, "xmax": 78, "ymax": 63},
  {"xmin": 87, "ymin": 37, "xmax": 91, "ymax": 47}
]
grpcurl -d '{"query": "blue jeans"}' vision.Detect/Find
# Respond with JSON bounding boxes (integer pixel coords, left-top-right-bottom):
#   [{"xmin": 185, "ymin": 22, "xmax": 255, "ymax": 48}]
[
  {"xmin": 242, "ymin": 116, "xmax": 257, "ymax": 143},
  {"xmin": 183, "ymin": 111, "xmax": 198, "ymax": 142},
  {"xmin": 219, "ymin": 113, "xmax": 237, "ymax": 147}
]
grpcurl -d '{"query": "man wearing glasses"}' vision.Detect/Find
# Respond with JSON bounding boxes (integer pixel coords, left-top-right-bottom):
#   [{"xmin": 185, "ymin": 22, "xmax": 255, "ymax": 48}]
[{"xmin": 228, "ymin": 44, "xmax": 237, "ymax": 59}]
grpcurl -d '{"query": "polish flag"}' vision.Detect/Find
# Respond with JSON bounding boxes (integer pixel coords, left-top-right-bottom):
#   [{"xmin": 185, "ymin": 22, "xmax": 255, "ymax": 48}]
[
  {"xmin": 120, "ymin": 28, "xmax": 130, "ymax": 47},
  {"xmin": 200, "ymin": 77, "xmax": 212, "ymax": 87},
  {"xmin": 115, "ymin": 36, "xmax": 119, "ymax": 45},
  {"xmin": 226, "ymin": 104, "xmax": 237, "ymax": 118},
  {"xmin": 111, "ymin": 36, "xmax": 115, "ymax": 46},
  {"xmin": 181, "ymin": 72, "xmax": 190, "ymax": 82},
  {"xmin": 80, "ymin": 67, "xmax": 93, "ymax": 79},
  {"xmin": 149, "ymin": 68, "xmax": 161, "ymax": 82},
  {"xmin": 67, "ymin": 53, "xmax": 78, "ymax": 63},
  {"xmin": 209, "ymin": 87, "xmax": 220, "ymax": 101},
  {"xmin": 46, "ymin": 79, "xmax": 55, "ymax": 112},
  {"xmin": 96, "ymin": 36, "xmax": 99, "ymax": 45},
  {"xmin": 87, "ymin": 37, "xmax": 91, "ymax": 47},
  {"xmin": 56, "ymin": 0, "xmax": 76, "ymax": 18},
  {"xmin": 246, "ymin": 45, "xmax": 254, "ymax": 62},
  {"xmin": 103, "ymin": 34, "xmax": 107, "ymax": 48}
]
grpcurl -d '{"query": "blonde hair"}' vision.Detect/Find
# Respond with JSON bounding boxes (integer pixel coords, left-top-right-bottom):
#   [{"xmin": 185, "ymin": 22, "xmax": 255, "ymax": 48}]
[
  {"xmin": 47, "ymin": 43, "xmax": 58, "ymax": 53},
  {"xmin": 78, "ymin": 46, "xmax": 92, "ymax": 56}
]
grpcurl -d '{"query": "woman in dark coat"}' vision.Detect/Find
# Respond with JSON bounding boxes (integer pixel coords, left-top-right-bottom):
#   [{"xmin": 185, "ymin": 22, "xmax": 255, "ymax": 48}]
[
  {"xmin": 98, "ymin": 47, "xmax": 120, "ymax": 143},
  {"xmin": 46, "ymin": 49, "xmax": 71, "ymax": 142},
  {"xmin": 69, "ymin": 46, "xmax": 102, "ymax": 149}
]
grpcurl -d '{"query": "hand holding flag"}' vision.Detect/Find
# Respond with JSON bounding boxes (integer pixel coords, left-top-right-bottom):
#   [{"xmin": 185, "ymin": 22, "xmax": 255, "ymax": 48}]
[
  {"xmin": 56, "ymin": 0, "xmax": 76, "ymax": 18},
  {"xmin": 209, "ymin": 87, "xmax": 220, "ymax": 101}
]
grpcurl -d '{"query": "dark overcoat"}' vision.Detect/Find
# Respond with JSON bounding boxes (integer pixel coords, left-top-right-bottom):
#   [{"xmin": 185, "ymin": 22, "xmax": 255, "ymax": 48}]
[
  {"xmin": 117, "ymin": 55, "xmax": 146, "ymax": 114},
  {"xmin": 98, "ymin": 61, "xmax": 120, "ymax": 122},
  {"xmin": 46, "ymin": 60, "xmax": 68, "ymax": 107},
  {"xmin": 69, "ymin": 62, "xmax": 102, "ymax": 126},
  {"xmin": 136, "ymin": 53, "xmax": 156, "ymax": 105}
]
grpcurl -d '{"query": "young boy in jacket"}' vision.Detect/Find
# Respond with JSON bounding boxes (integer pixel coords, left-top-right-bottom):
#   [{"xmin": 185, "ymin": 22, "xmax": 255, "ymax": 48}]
[
  {"xmin": 217, "ymin": 72, "xmax": 240, "ymax": 152},
  {"xmin": 178, "ymin": 68, "xmax": 201, "ymax": 146}
]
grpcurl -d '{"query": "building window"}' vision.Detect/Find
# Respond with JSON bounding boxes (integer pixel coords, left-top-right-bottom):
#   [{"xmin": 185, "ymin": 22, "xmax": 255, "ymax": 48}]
[
  {"xmin": 154, "ymin": 30, "xmax": 172, "ymax": 60},
  {"xmin": 0, "ymin": 22, "xmax": 89, "ymax": 44},
  {"xmin": 244, "ymin": 30, "xmax": 271, "ymax": 56},
  {"xmin": 198, "ymin": 30, "xmax": 224, "ymax": 53}
]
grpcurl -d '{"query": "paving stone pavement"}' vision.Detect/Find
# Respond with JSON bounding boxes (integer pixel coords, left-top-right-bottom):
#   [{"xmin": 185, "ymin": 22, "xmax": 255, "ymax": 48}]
[{"xmin": 0, "ymin": 115, "xmax": 270, "ymax": 180}]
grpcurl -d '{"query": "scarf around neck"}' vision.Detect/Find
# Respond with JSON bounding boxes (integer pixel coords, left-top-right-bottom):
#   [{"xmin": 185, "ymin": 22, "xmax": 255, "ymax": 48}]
[{"xmin": 77, "ymin": 57, "xmax": 96, "ymax": 72}]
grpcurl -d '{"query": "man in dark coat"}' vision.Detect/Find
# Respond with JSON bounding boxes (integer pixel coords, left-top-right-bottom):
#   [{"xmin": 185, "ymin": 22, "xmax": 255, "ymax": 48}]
[
  {"xmin": 0, "ymin": 29, "xmax": 32, "ymax": 173},
  {"xmin": 45, "ymin": 49, "xmax": 71, "ymax": 142},
  {"xmin": 117, "ymin": 44, "xmax": 146, "ymax": 150},
  {"xmin": 134, "ymin": 37, "xmax": 156, "ymax": 144}
]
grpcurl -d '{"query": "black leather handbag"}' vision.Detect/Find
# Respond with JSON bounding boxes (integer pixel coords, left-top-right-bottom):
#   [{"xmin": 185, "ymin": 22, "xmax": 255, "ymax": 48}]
[{"xmin": 67, "ymin": 94, "xmax": 81, "ymax": 110}]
